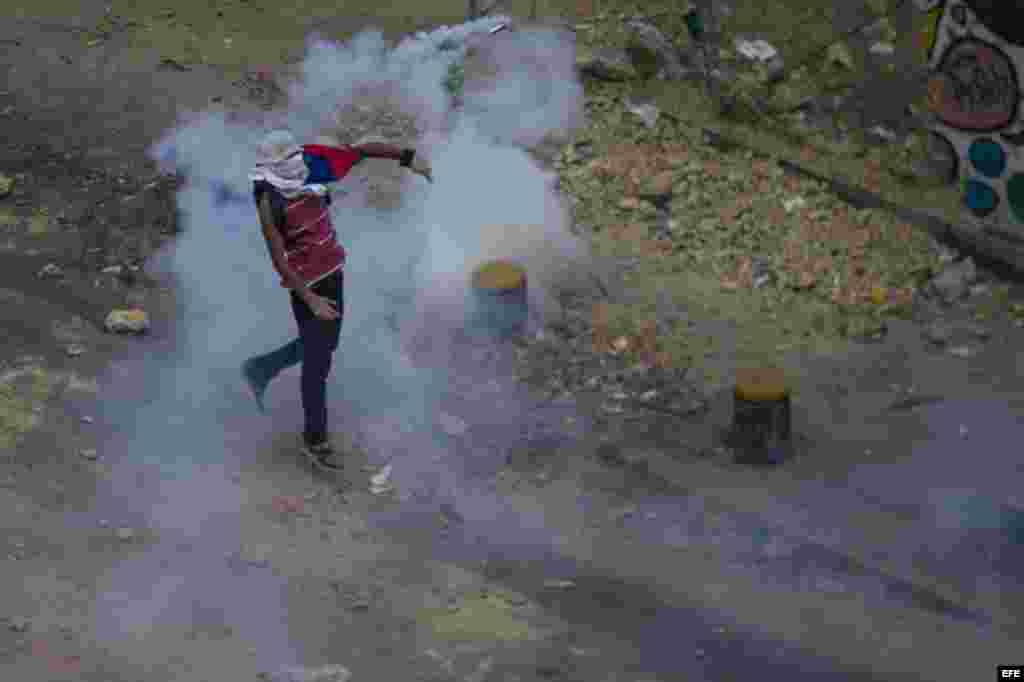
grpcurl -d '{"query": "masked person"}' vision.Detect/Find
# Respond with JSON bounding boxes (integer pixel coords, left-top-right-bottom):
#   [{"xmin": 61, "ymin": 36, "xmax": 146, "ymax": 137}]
[{"xmin": 243, "ymin": 129, "xmax": 433, "ymax": 471}]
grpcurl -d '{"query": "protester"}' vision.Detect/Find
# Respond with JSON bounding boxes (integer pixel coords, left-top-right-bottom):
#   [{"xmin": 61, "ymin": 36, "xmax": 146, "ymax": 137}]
[{"xmin": 243, "ymin": 129, "xmax": 433, "ymax": 471}]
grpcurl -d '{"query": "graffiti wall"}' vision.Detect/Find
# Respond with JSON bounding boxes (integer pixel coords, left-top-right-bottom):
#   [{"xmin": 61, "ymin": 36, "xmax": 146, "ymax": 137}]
[{"xmin": 916, "ymin": 0, "xmax": 1024, "ymax": 234}]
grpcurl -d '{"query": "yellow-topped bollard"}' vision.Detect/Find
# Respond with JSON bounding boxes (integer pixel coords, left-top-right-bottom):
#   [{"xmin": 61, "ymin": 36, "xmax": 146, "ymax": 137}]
[
  {"xmin": 731, "ymin": 367, "xmax": 792, "ymax": 465},
  {"xmin": 467, "ymin": 260, "xmax": 529, "ymax": 341}
]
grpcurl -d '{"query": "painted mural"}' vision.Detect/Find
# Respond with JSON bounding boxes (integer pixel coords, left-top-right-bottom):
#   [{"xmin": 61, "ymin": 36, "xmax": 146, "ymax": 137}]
[{"xmin": 915, "ymin": 0, "xmax": 1024, "ymax": 233}]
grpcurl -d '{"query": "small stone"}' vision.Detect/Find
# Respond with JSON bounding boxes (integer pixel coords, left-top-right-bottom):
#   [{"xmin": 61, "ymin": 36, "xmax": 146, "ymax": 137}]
[
  {"xmin": 116, "ymin": 527, "xmax": 134, "ymax": 541},
  {"xmin": 37, "ymin": 263, "xmax": 64, "ymax": 279},
  {"xmin": 438, "ymin": 412, "xmax": 468, "ymax": 437},
  {"xmin": 734, "ymin": 38, "xmax": 778, "ymax": 63},
  {"xmin": 947, "ymin": 345, "xmax": 975, "ymax": 358},
  {"xmin": 104, "ymin": 309, "xmax": 150, "ymax": 334},
  {"xmin": 695, "ymin": 648, "xmax": 705, "ymax": 658},
  {"xmin": 968, "ymin": 324, "xmax": 991, "ymax": 340},
  {"xmin": 98, "ymin": 519, "xmax": 109, "ymax": 528},
  {"xmin": 369, "ymin": 464, "xmax": 393, "ymax": 495},
  {"xmin": 959, "ymin": 424, "xmax": 968, "ymax": 438},
  {"xmin": 79, "ymin": 448, "xmax": 98, "ymax": 460},
  {"xmin": 826, "ymin": 41, "xmax": 854, "ymax": 69},
  {"xmin": 969, "ymin": 283, "xmax": 990, "ymax": 297},
  {"xmin": 869, "ymin": 41, "xmax": 896, "ymax": 57},
  {"xmin": 270, "ymin": 664, "xmax": 353, "ymax": 682},
  {"xmin": 576, "ymin": 47, "xmax": 637, "ymax": 81},
  {"xmin": 866, "ymin": 125, "xmax": 898, "ymax": 143},
  {"xmin": 542, "ymin": 579, "xmax": 576, "ymax": 590},
  {"xmin": 101, "ymin": 265, "xmax": 123, "ymax": 275},
  {"xmin": 8, "ymin": 617, "xmax": 28, "ymax": 633},
  {"xmin": 65, "ymin": 344, "xmax": 86, "ymax": 357},
  {"xmin": 624, "ymin": 97, "xmax": 660, "ymax": 129},
  {"xmin": 922, "ymin": 322, "xmax": 953, "ymax": 346},
  {"xmin": 929, "ymin": 259, "xmax": 977, "ymax": 302}
]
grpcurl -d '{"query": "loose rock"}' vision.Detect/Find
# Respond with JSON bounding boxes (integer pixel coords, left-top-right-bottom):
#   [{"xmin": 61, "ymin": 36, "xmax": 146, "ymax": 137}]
[
  {"xmin": 8, "ymin": 617, "xmax": 29, "ymax": 633},
  {"xmin": 576, "ymin": 47, "xmax": 638, "ymax": 81},
  {"xmin": 869, "ymin": 42, "xmax": 896, "ymax": 57},
  {"xmin": 438, "ymin": 412, "xmax": 469, "ymax": 437},
  {"xmin": 370, "ymin": 464, "xmax": 394, "ymax": 495},
  {"xmin": 928, "ymin": 259, "xmax": 977, "ymax": 302},
  {"xmin": 37, "ymin": 263, "xmax": 64, "ymax": 280},
  {"xmin": 104, "ymin": 309, "xmax": 150, "ymax": 334},
  {"xmin": 826, "ymin": 41, "xmax": 855, "ymax": 69},
  {"xmin": 267, "ymin": 665, "xmax": 352, "ymax": 682},
  {"xmin": 947, "ymin": 345, "xmax": 975, "ymax": 358},
  {"xmin": 79, "ymin": 448, "xmax": 98, "ymax": 460},
  {"xmin": 65, "ymin": 344, "xmax": 86, "ymax": 358},
  {"xmin": 922, "ymin": 321, "xmax": 953, "ymax": 346},
  {"xmin": 625, "ymin": 19, "xmax": 688, "ymax": 80},
  {"xmin": 116, "ymin": 527, "xmax": 135, "ymax": 541},
  {"xmin": 624, "ymin": 97, "xmax": 660, "ymax": 129}
]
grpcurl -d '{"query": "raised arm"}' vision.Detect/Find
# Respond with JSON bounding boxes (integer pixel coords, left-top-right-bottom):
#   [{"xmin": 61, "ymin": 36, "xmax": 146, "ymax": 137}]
[{"xmin": 352, "ymin": 142, "xmax": 415, "ymax": 167}]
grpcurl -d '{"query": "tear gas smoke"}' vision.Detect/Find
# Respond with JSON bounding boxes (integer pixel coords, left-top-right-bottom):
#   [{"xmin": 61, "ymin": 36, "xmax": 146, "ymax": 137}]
[{"xmin": 92, "ymin": 16, "xmax": 591, "ymax": 672}]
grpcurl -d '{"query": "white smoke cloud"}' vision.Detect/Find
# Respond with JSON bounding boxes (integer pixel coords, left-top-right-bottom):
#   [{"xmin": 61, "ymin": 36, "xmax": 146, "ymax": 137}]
[{"xmin": 91, "ymin": 18, "xmax": 590, "ymax": 672}]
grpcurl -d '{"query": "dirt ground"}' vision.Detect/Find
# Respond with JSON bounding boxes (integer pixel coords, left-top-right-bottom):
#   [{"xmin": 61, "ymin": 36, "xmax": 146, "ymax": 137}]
[{"xmin": 2, "ymin": 4, "xmax": 1024, "ymax": 682}]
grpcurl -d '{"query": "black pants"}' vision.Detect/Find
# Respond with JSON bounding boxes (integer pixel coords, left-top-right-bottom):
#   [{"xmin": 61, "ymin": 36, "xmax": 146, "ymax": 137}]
[{"xmin": 246, "ymin": 269, "xmax": 344, "ymax": 444}]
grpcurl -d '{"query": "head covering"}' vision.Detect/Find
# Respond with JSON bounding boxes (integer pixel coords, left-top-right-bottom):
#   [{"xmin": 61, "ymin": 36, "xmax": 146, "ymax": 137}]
[{"xmin": 249, "ymin": 129, "xmax": 321, "ymax": 199}]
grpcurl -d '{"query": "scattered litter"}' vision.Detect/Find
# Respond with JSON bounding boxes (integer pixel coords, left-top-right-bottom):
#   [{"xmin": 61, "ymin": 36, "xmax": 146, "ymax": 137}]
[
  {"xmin": 101, "ymin": 265, "xmax": 123, "ymax": 275},
  {"xmin": 370, "ymin": 464, "xmax": 394, "ymax": 495},
  {"xmin": 79, "ymin": 448, "xmax": 98, "ymax": 460},
  {"xmin": 65, "ymin": 344, "xmax": 86, "ymax": 358}
]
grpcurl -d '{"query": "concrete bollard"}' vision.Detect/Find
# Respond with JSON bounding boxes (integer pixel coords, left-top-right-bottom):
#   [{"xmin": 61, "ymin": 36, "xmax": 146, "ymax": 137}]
[
  {"xmin": 730, "ymin": 367, "xmax": 792, "ymax": 466},
  {"xmin": 467, "ymin": 260, "xmax": 529, "ymax": 341}
]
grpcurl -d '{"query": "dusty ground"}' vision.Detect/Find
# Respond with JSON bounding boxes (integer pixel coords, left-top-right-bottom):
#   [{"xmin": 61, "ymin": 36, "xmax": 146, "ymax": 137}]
[{"xmin": 2, "ymin": 3, "xmax": 1024, "ymax": 682}]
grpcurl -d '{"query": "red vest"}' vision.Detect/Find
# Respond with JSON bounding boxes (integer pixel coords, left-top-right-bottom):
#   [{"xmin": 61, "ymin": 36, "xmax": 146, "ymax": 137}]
[{"xmin": 281, "ymin": 194, "xmax": 345, "ymax": 286}]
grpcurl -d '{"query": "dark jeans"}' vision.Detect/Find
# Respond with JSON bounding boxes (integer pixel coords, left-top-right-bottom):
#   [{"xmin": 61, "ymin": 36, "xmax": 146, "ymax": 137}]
[{"xmin": 246, "ymin": 269, "xmax": 343, "ymax": 445}]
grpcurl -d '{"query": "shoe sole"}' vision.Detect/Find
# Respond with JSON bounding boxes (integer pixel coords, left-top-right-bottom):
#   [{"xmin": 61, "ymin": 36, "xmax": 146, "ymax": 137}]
[
  {"xmin": 241, "ymin": 364, "xmax": 267, "ymax": 413},
  {"xmin": 301, "ymin": 445, "xmax": 343, "ymax": 472}
]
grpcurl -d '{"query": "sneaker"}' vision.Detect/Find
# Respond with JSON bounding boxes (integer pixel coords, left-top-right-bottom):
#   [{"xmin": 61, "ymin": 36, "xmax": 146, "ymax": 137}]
[
  {"xmin": 241, "ymin": 358, "xmax": 270, "ymax": 413},
  {"xmin": 301, "ymin": 438, "xmax": 344, "ymax": 472}
]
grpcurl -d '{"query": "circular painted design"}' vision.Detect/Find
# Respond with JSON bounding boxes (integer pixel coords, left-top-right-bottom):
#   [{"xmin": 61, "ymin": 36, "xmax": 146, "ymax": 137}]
[
  {"xmin": 964, "ymin": 1, "xmax": 1024, "ymax": 46},
  {"xmin": 926, "ymin": 130, "xmax": 960, "ymax": 185},
  {"xmin": 1007, "ymin": 173, "xmax": 1024, "ymax": 223},
  {"xmin": 968, "ymin": 137, "xmax": 1007, "ymax": 177},
  {"xmin": 964, "ymin": 178, "xmax": 1000, "ymax": 218},
  {"xmin": 934, "ymin": 38, "xmax": 1018, "ymax": 131}
]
